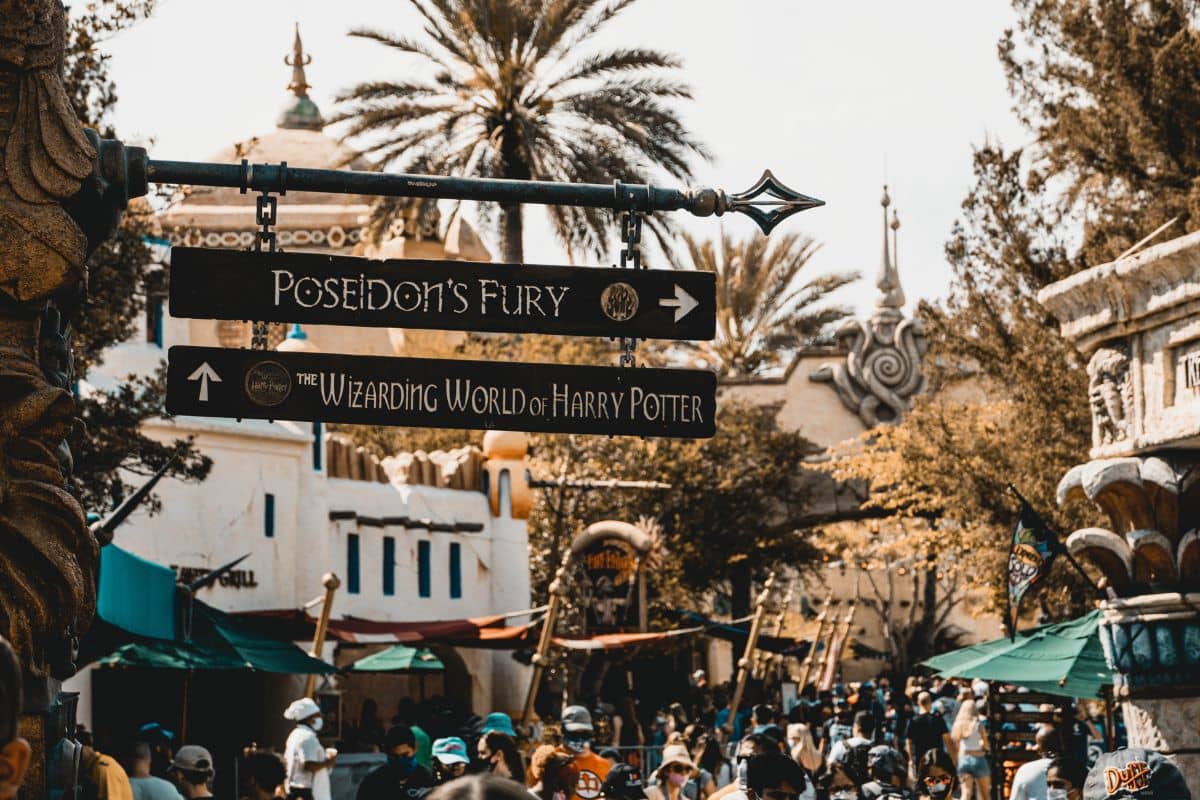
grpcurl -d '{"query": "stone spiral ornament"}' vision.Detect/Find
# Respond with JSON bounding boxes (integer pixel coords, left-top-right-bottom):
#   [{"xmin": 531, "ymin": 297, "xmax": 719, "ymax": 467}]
[{"xmin": 812, "ymin": 315, "xmax": 927, "ymax": 427}]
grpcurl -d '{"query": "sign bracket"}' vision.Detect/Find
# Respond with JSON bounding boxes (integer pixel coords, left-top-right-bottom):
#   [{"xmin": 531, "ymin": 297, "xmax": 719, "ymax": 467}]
[{"xmin": 246, "ymin": 160, "xmax": 286, "ymax": 350}]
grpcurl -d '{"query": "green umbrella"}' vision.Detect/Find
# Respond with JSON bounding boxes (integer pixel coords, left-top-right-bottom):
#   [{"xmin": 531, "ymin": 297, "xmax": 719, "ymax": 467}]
[
  {"xmin": 921, "ymin": 610, "xmax": 1111, "ymax": 699},
  {"xmin": 349, "ymin": 645, "xmax": 445, "ymax": 672}
]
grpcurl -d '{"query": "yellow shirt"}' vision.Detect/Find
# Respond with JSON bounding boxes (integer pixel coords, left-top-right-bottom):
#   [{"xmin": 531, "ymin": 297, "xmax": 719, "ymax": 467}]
[{"xmin": 85, "ymin": 751, "xmax": 135, "ymax": 800}]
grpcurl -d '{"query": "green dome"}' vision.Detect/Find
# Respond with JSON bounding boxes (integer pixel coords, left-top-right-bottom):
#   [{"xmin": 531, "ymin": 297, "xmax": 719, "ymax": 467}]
[{"xmin": 278, "ymin": 94, "xmax": 323, "ymax": 131}]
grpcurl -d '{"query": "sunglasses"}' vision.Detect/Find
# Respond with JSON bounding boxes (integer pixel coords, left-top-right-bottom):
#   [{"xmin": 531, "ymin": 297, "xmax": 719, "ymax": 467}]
[
  {"xmin": 666, "ymin": 765, "xmax": 690, "ymax": 775},
  {"xmin": 924, "ymin": 777, "xmax": 952, "ymax": 787}
]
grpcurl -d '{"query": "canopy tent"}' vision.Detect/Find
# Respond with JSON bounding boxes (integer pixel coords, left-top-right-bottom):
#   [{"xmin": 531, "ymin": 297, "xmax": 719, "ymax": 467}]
[
  {"xmin": 348, "ymin": 645, "xmax": 444, "ymax": 672},
  {"xmin": 92, "ymin": 545, "xmax": 334, "ymax": 674},
  {"xmin": 921, "ymin": 610, "xmax": 1111, "ymax": 698}
]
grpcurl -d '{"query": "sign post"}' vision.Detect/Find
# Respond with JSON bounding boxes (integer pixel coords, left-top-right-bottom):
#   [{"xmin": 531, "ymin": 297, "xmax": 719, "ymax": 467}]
[
  {"xmin": 170, "ymin": 248, "xmax": 716, "ymax": 341},
  {"xmin": 166, "ymin": 346, "xmax": 717, "ymax": 439}
]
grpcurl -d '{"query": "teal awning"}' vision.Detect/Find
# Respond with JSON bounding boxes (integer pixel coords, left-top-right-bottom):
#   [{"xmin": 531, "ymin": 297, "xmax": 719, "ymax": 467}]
[
  {"xmin": 98, "ymin": 545, "xmax": 177, "ymax": 639},
  {"xmin": 349, "ymin": 645, "xmax": 444, "ymax": 672},
  {"xmin": 922, "ymin": 610, "xmax": 1110, "ymax": 699},
  {"xmin": 93, "ymin": 546, "xmax": 333, "ymax": 674}
]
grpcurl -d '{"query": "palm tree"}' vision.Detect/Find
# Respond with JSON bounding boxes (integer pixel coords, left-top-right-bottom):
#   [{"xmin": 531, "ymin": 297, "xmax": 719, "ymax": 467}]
[
  {"xmin": 333, "ymin": 0, "xmax": 709, "ymax": 263},
  {"xmin": 671, "ymin": 231, "xmax": 859, "ymax": 377}
]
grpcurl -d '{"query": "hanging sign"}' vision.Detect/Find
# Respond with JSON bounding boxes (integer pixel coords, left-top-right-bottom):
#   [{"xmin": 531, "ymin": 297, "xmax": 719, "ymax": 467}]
[
  {"xmin": 579, "ymin": 537, "xmax": 641, "ymax": 633},
  {"xmin": 168, "ymin": 247, "xmax": 716, "ymax": 341},
  {"xmin": 165, "ymin": 346, "xmax": 717, "ymax": 438}
]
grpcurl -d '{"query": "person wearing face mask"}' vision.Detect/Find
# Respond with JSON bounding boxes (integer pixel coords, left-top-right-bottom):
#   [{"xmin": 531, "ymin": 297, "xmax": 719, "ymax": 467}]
[
  {"xmin": 357, "ymin": 725, "xmax": 434, "ymax": 800},
  {"xmin": 1010, "ymin": 726, "xmax": 1062, "ymax": 800},
  {"xmin": 822, "ymin": 764, "xmax": 863, "ymax": 800},
  {"xmin": 644, "ymin": 744, "xmax": 700, "ymax": 800},
  {"xmin": 283, "ymin": 698, "xmax": 336, "ymax": 800},
  {"xmin": 431, "ymin": 738, "xmax": 471, "ymax": 785},
  {"xmin": 477, "ymin": 732, "xmax": 524, "ymax": 781},
  {"xmin": 860, "ymin": 746, "xmax": 912, "ymax": 800},
  {"xmin": 559, "ymin": 706, "xmax": 611, "ymax": 800},
  {"xmin": 914, "ymin": 750, "xmax": 956, "ymax": 800},
  {"xmin": 710, "ymin": 734, "xmax": 772, "ymax": 800}
]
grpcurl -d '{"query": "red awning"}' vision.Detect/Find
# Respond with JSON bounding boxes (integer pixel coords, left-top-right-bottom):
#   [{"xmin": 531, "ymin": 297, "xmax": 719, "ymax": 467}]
[
  {"xmin": 552, "ymin": 625, "xmax": 705, "ymax": 651},
  {"xmin": 237, "ymin": 608, "xmax": 541, "ymax": 649}
]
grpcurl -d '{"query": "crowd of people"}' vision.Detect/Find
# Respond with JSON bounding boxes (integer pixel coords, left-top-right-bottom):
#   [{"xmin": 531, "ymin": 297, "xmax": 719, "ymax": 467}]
[{"xmin": 74, "ymin": 672, "xmax": 1188, "ymax": 800}]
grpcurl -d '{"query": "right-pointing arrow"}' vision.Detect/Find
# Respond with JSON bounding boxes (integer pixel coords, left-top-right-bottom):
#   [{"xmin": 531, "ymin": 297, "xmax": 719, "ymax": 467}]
[
  {"xmin": 187, "ymin": 361, "xmax": 222, "ymax": 402},
  {"xmin": 659, "ymin": 284, "xmax": 700, "ymax": 323}
]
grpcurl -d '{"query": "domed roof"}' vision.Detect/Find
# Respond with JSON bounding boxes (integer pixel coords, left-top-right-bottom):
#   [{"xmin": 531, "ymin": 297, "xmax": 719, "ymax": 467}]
[{"xmin": 166, "ymin": 24, "xmax": 373, "ymax": 213}]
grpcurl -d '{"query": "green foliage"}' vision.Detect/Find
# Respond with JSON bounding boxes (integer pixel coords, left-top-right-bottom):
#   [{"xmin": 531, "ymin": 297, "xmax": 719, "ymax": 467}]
[
  {"xmin": 1000, "ymin": 0, "xmax": 1200, "ymax": 263},
  {"xmin": 525, "ymin": 400, "xmax": 819, "ymax": 623},
  {"xmin": 62, "ymin": 0, "xmax": 211, "ymax": 512},
  {"xmin": 333, "ymin": 0, "xmax": 709, "ymax": 262},
  {"xmin": 668, "ymin": 231, "xmax": 857, "ymax": 377}
]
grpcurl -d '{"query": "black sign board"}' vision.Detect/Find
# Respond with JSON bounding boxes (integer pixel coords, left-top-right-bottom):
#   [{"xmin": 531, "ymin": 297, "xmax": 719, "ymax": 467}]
[
  {"xmin": 166, "ymin": 346, "xmax": 717, "ymax": 438},
  {"xmin": 169, "ymin": 247, "xmax": 716, "ymax": 341}
]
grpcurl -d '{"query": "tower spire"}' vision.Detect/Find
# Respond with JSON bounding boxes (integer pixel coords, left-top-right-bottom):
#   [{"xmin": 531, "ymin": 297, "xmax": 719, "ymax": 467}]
[
  {"xmin": 277, "ymin": 23, "xmax": 324, "ymax": 131},
  {"xmin": 875, "ymin": 185, "xmax": 905, "ymax": 311},
  {"xmin": 286, "ymin": 23, "xmax": 312, "ymax": 98}
]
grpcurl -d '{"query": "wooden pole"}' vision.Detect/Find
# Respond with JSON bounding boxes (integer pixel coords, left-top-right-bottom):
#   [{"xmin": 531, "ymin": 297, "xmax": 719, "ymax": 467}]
[
  {"xmin": 797, "ymin": 595, "xmax": 835, "ymax": 692},
  {"xmin": 304, "ymin": 572, "xmax": 341, "ymax": 698},
  {"xmin": 724, "ymin": 572, "xmax": 777, "ymax": 735},
  {"xmin": 755, "ymin": 579, "xmax": 793, "ymax": 678},
  {"xmin": 819, "ymin": 599, "xmax": 856, "ymax": 691},
  {"xmin": 520, "ymin": 556, "xmax": 573, "ymax": 731},
  {"xmin": 1103, "ymin": 689, "xmax": 1116, "ymax": 751}
]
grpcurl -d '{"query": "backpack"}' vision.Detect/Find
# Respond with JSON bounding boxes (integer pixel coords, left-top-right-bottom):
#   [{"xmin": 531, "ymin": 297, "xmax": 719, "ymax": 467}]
[{"xmin": 844, "ymin": 741, "xmax": 873, "ymax": 786}]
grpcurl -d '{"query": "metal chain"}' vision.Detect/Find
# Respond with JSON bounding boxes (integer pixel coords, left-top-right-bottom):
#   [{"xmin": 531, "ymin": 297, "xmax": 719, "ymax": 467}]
[
  {"xmin": 250, "ymin": 191, "xmax": 278, "ymax": 350},
  {"xmin": 618, "ymin": 210, "xmax": 643, "ymax": 368}
]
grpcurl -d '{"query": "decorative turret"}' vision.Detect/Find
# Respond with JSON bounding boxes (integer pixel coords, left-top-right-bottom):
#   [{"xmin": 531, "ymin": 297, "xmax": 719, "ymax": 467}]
[
  {"xmin": 276, "ymin": 323, "xmax": 319, "ymax": 354},
  {"xmin": 277, "ymin": 24, "xmax": 323, "ymax": 132},
  {"xmin": 809, "ymin": 186, "xmax": 927, "ymax": 427}
]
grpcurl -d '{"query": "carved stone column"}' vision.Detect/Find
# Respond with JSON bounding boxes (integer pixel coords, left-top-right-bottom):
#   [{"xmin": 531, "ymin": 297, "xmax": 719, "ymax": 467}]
[
  {"xmin": 1, "ymin": 3, "xmax": 135, "ymax": 797},
  {"xmin": 1039, "ymin": 232, "xmax": 1200, "ymax": 792}
]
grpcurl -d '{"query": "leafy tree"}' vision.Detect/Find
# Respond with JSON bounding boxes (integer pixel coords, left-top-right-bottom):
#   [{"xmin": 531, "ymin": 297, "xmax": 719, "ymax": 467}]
[
  {"xmin": 333, "ymin": 0, "xmax": 709, "ymax": 262},
  {"xmin": 64, "ymin": 1, "xmax": 211, "ymax": 511},
  {"xmin": 524, "ymin": 401, "xmax": 820, "ymax": 620},
  {"xmin": 1000, "ymin": 0, "xmax": 1200, "ymax": 263},
  {"xmin": 668, "ymin": 231, "xmax": 857, "ymax": 377}
]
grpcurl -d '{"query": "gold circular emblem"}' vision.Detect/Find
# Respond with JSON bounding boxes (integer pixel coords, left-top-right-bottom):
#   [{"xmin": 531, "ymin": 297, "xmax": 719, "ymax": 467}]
[
  {"xmin": 600, "ymin": 282, "xmax": 639, "ymax": 322},
  {"xmin": 244, "ymin": 360, "xmax": 292, "ymax": 407}
]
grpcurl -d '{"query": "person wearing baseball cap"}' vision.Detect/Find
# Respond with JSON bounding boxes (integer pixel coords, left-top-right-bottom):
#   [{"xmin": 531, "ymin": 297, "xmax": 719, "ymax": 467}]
[
  {"xmin": 602, "ymin": 764, "xmax": 648, "ymax": 800},
  {"xmin": 559, "ymin": 706, "xmax": 611, "ymax": 800},
  {"xmin": 1082, "ymin": 749, "xmax": 1190, "ymax": 800},
  {"xmin": 168, "ymin": 746, "xmax": 215, "ymax": 800},
  {"xmin": 431, "ymin": 737, "xmax": 470, "ymax": 784},
  {"xmin": 283, "ymin": 697, "xmax": 336, "ymax": 800}
]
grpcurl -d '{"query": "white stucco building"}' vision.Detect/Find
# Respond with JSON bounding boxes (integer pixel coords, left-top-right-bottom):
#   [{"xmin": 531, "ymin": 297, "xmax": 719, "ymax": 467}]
[{"xmin": 65, "ymin": 29, "xmax": 533, "ymax": 740}]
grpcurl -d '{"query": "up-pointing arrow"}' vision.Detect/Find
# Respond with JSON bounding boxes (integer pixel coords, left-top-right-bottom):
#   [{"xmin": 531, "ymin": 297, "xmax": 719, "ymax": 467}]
[
  {"xmin": 187, "ymin": 362, "xmax": 222, "ymax": 402},
  {"xmin": 659, "ymin": 284, "xmax": 700, "ymax": 323}
]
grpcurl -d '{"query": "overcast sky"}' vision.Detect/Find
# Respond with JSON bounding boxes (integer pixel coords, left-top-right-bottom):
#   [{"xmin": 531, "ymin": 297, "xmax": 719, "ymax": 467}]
[{"xmin": 106, "ymin": 0, "xmax": 1029, "ymax": 316}]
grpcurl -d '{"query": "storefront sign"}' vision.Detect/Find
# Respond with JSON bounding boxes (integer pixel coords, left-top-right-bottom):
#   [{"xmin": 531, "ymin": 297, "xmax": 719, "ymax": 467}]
[
  {"xmin": 579, "ymin": 538, "xmax": 641, "ymax": 633},
  {"xmin": 172, "ymin": 564, "xmax": 259, "ymax": 589},
  {"xmin": 166, "ymin": 346, "xmax": 717, "ymax": 438},
  {"xmin": 168, "ymin": 247, "xmax": 716, "ymax": 341},
  {"xmin": 1185, "ymin": 349, "xmax": 1200, "ymax": 389}
]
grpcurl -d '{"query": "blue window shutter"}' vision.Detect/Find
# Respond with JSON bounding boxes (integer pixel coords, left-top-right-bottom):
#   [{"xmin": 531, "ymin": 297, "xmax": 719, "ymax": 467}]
[
  {"xmin": 417, "ymin": 540, "xmax": 431, "ymax": 598},
  {"xmin": 449, "ymin": 542, "xmax": 462, "ymax": 599},
  {"xmin": 348, "ymin": 533, "xmax": 360, "ymax": 594},
  {"xmin": 264, "ymin": 493, "xmax": 275, "ymax": 538},
  {"xmin": 383, "ymin": 536, "xmax": 395, "ymax": 596},
  {"xmin": 313, "ymin": 421, "xmax": 323, "ymax": 471}
]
